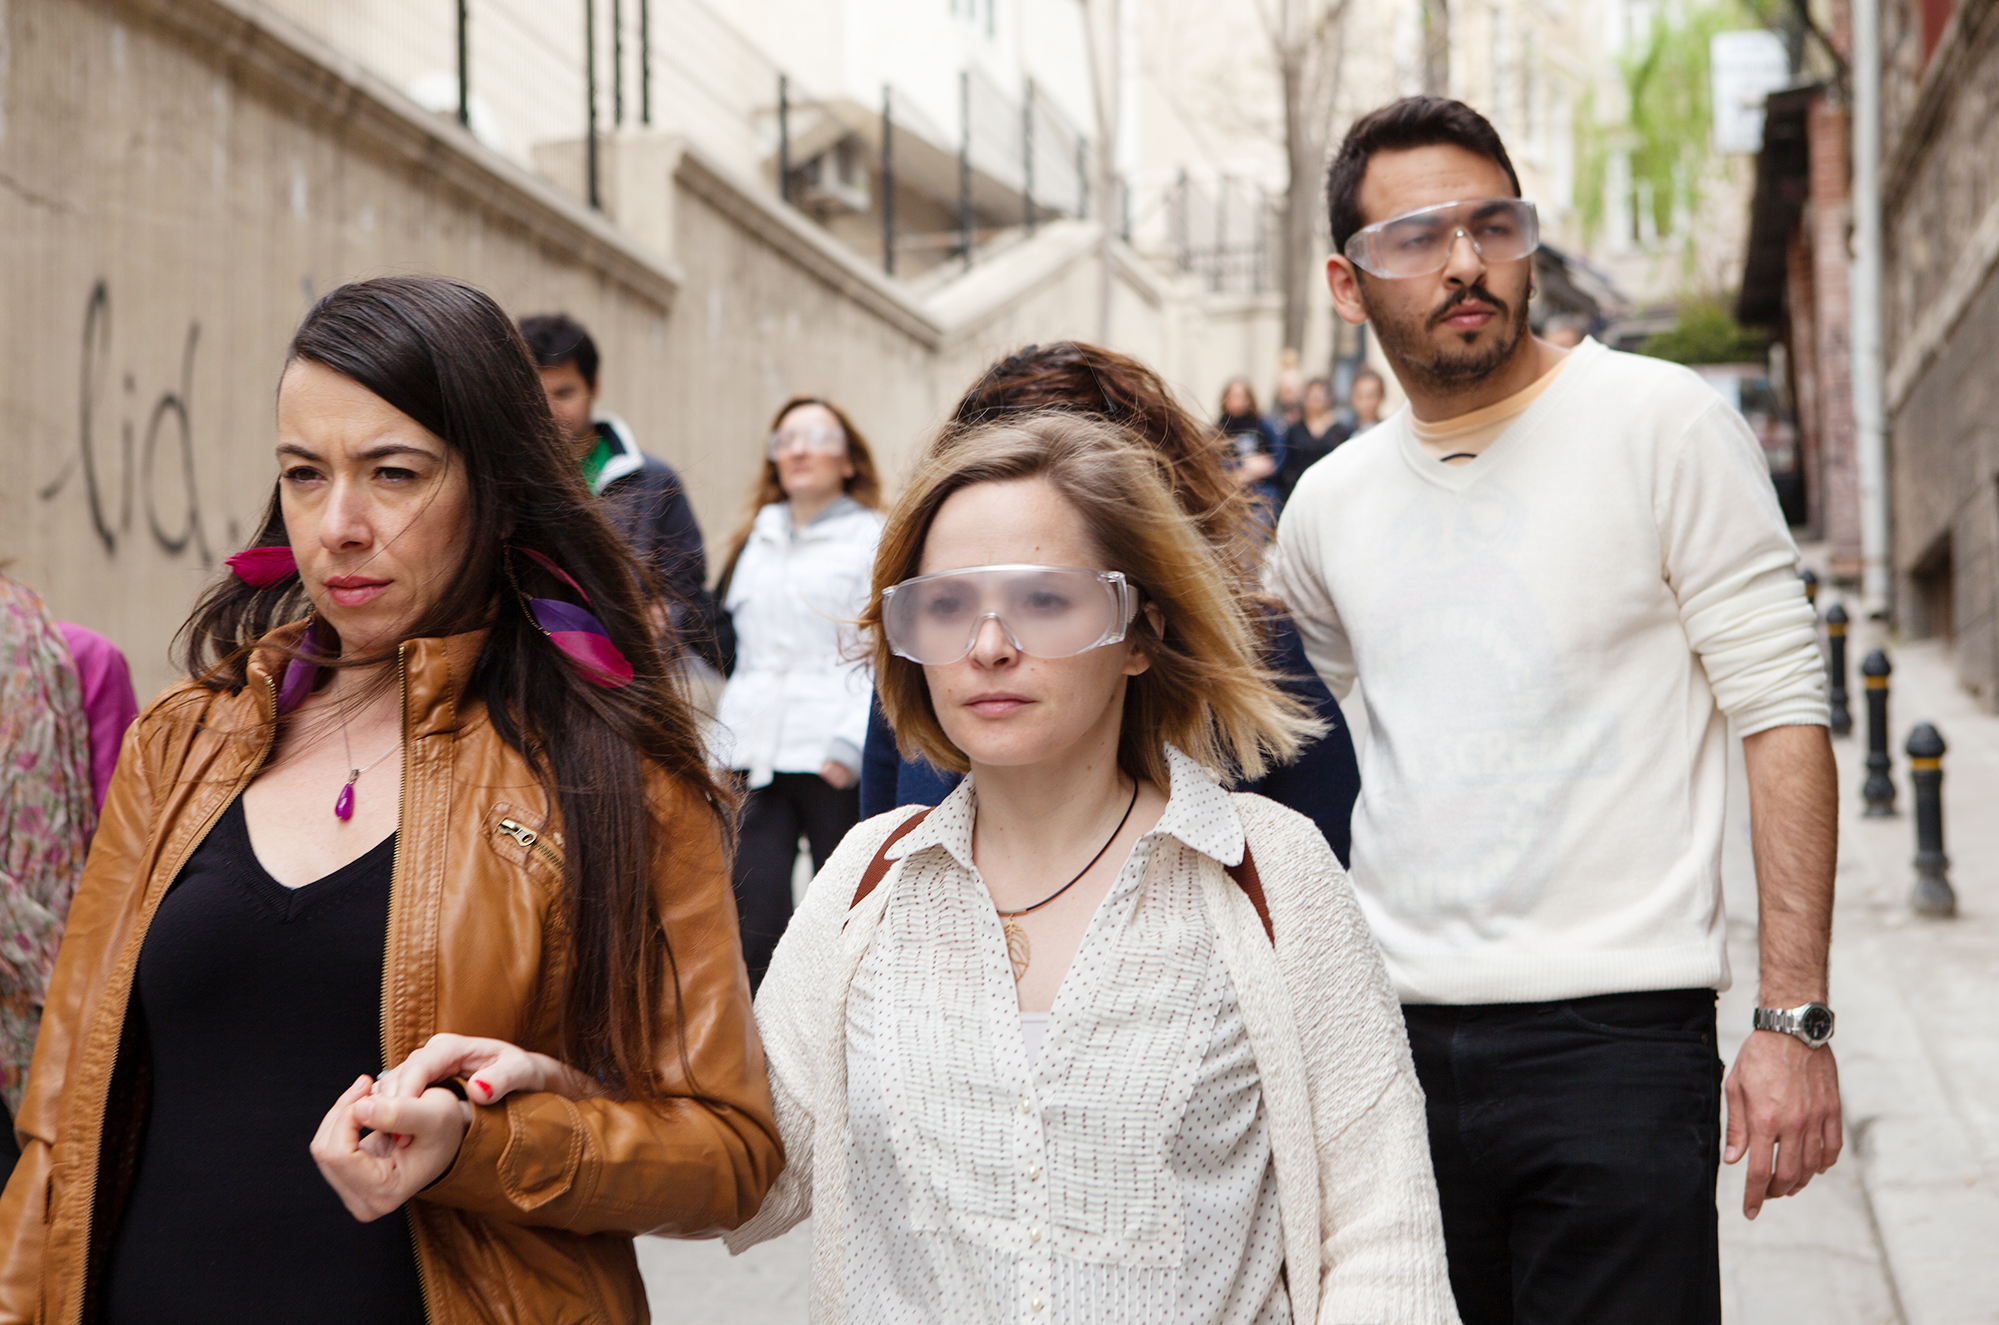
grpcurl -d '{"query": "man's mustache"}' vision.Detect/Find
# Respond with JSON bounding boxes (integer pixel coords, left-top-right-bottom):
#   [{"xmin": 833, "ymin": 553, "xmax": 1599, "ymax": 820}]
[{"xmin": 1428, "ymin": 285, "xmax": 1510, "ymax": 330}]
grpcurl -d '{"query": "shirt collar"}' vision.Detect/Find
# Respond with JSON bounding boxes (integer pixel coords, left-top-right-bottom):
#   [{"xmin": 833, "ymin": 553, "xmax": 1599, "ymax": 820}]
[{"xmin": 884, "ymin": 745, "xmax": 1243, "ymax": 871}]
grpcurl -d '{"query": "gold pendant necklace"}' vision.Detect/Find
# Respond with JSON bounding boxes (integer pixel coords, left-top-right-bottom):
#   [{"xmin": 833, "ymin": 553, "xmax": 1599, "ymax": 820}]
[
  {"xmin": 993, "ymin": 780, "xmax": 1139, "ymax": 983},
  {"xmin": 1003, "ymin": 919, "xmax": 1034, "ymax": 982}
]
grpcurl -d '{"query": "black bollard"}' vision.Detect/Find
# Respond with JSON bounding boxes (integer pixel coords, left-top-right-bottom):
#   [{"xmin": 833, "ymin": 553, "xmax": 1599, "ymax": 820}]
[
  {"xmin": 1826, "ymin": 603, "xmax": 1852, "ymax": 736},
  {"xmin": 1862, "ymin": 649, "xmax": 1895, "ymax": 816},
  {"xmin": 1801, "ymin": 567, "xmax": 1819, "ymax": 611},
  {"xmin": 1906, "ymin": 723, "xmax": 1956, "ymax": 917}
]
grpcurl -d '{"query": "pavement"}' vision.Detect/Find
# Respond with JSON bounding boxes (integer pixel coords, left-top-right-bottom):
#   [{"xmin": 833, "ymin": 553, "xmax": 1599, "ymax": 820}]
[
  {"xmin": 1741, "ymin": 602, "xmax": 1999, "ymax": 1325},
  {"xmin": 636, "ymin": 576, "xmax": 1999, "ymax": 1324}
]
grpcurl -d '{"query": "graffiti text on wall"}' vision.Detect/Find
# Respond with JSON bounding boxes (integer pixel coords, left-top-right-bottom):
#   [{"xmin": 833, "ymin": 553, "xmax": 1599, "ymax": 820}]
[{"xmin": 39, "ymin": 282, "xmax": 214, "ymax": 563}]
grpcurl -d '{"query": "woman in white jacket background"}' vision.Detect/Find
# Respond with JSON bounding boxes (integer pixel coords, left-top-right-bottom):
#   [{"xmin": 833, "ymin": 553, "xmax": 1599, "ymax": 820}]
[
  {"xmin": 715, "ymin": 396, "xmax": 885, "ymax": 990},
  {"xmin": 729, "ymin": 412, "xmax": 1459, "ymax": 1325}
]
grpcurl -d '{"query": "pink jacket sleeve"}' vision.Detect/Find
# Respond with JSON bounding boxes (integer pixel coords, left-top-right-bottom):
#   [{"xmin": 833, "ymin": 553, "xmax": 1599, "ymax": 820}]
[{"xmin": 55, "ymin": 624, "xmax": 139, "ymax": 817}]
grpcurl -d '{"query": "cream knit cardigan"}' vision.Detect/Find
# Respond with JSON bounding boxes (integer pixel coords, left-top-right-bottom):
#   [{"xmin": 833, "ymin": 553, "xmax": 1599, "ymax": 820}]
[{"xmin": 726, "ymin": 790, "xmax": 1461, "ymax": 1325}]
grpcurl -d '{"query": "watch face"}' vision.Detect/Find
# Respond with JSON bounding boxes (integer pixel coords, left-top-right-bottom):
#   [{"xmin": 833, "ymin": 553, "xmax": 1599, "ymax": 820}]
[{"xmin": 1798, "ymin": 1005, "xmax": 1834, "ymax": 1043}]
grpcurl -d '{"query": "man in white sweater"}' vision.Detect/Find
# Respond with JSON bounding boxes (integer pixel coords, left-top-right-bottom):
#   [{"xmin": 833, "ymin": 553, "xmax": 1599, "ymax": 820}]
[{"xmin": 1267, "ymin": 97, "xmax": 1841, "ymax": 1325}]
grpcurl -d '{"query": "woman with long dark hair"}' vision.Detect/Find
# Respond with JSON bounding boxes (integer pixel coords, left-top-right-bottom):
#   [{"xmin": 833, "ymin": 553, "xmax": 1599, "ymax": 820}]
[
  {"xmin": 1217, "ymin": 376, "xmax": 1285, "ymax": 524},
  {"xmin": 859, "ymin": 342, "xmax": 1362, "ymax": 866},
  {"xmin": 0, "ymin": 276, "xmax": 780, "ymax": 1323},
  {"xmin": 712, "ymin": 397, "xmax": 884, "ymax": 991}
]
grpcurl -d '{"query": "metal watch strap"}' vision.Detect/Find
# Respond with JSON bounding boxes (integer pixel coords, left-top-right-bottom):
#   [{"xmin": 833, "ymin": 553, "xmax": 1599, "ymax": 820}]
[{"xmin": 1753, "ymin": 1002, "xmax": 1835, "ymax": 1047}]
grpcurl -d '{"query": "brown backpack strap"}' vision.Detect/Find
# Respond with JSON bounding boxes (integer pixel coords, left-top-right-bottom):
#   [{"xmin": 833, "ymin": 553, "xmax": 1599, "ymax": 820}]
[
  {"xmin": 846, "ymin": 809, "xmax": 934, "ymax": 922},
  {"xmin": 1225, "ymin": 845, "xmax": 1274, "ymax": 945}
]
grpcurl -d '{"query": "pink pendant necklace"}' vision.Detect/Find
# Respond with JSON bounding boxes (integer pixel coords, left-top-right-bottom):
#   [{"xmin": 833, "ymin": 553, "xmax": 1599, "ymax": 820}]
[{"xmin": 335, "ymin": 719, "xmax": 399, "ymax": 822}]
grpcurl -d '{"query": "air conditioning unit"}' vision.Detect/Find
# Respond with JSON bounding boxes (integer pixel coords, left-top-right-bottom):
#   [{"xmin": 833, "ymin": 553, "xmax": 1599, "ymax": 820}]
[{"xmin": 799, "ymin": 138, "xmax": 872, "ymax": 214}]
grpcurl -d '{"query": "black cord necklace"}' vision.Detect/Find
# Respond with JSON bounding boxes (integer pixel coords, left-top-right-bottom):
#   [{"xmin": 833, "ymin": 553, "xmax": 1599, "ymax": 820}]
[{"xmin": 995, "ymin": 778, "xmax": 1140, "ymax": 982}]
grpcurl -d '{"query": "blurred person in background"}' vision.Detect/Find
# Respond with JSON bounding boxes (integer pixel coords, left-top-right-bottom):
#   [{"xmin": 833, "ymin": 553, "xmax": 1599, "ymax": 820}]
[
  {"xmin": 518, "ymin": 312, "xmax": 723, "ymax": 669},
  {"xmin": 0, "ymin": 573, "xmax": 98, "ymax": 1188},
  {"xmin": 48, "ymin": 623, "xmax": 137, "ymax": 818},
  {"xmin": 1349, "ymin": 364, "xmax": 1387, "ymax": 432},
  {"xmin": 1279, "ymin": 376, "xmax": 1351, "ymax": 504},
  {"xmin": 860, "ymin": 342, "xmax": 1362, "ymax": 867},
  {"xmin": 0, "ymin": 277, "xmax": 778, "ymax": 1324},
  {"xmin": 1268, "ymin": 347, "xmax": 1306, "ymax": 434},
  {"xmin": 714, "ymin": 397, "xmax": 885, "ymax": 991},
  {"xmin": 1216, "ymin": 378, "xmax": 1285, "ymax": 528}
]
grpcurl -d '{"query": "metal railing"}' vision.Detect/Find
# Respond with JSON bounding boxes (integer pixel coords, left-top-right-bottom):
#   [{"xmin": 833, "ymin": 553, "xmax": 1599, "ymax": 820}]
[
  {"xmin": 1167, "ymin": 173, "xmax": 1280, "ymax": 295},
  {"xmin": 269, "ymin": 0, "xmax": 1096, "ymax": 277}
]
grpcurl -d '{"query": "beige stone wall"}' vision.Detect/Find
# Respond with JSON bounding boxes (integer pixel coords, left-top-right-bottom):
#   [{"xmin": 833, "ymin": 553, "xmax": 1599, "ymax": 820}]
[
  {"xmin": 2, "ymin": 0, "xmax": 685, "ymax": 699},
  {"xmin": 4, "ymin": 0, "xmax": 1284, "ymax": 702},
  {"xmin": 1880, "ymin": 0, "xmax": 1999, "ymax": 704}
]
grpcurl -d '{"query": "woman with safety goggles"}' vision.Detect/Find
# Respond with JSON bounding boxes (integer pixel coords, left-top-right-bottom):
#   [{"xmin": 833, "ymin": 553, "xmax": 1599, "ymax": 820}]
[
  {"xmin": 857, "ymin": 340, "xmax": 1362, "ymax": 869},
  {"xmin": 726, "ymin": 413, "xmax": 1458, "ymax": 1325},
  {"xmin": 712, "ymin": 397, "xmax": 885, "ymax": 991}
]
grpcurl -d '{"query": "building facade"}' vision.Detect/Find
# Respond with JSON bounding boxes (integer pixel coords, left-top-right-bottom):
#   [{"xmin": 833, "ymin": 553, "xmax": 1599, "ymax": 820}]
[{"xmin": 1880, "ymin": 0, "xmax": 1999, "ymax": 704}]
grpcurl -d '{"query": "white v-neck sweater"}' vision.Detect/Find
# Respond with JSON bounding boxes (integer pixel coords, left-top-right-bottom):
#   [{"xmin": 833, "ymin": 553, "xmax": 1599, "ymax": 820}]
[{"xmin": 1266, "ymin": 339, "xmax": 1826, "ymax": 1005}]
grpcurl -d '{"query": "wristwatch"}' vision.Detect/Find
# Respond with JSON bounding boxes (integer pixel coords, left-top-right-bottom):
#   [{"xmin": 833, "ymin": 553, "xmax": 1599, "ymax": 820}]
[{"xmin": 1753, "ymin": 1002, "xmax": 1836, "ymax": 1048}]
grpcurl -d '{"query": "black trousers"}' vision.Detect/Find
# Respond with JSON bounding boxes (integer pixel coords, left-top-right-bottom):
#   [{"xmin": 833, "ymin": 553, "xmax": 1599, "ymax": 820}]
[
  {"xmin": 1402, "ymin": 989, "xmax": 1723, "ymax": 1325},
  {"xmin": 732, "ymin": 772, "xmax": 860, "ymax": 992}
]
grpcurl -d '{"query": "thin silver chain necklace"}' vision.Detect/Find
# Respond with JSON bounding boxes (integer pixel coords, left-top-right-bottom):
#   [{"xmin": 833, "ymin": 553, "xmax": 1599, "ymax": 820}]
[{"xmin": 334, "ymin": 714, "xmax": 399, "ymax": 822}]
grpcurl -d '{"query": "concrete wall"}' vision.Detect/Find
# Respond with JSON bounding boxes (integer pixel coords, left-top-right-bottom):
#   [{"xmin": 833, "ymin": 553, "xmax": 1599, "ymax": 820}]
[
  {"xmin": 1881, "ymin": 0, "xmax": 1999, "ymax": 706},
  {"xmin": 3, "ymin": 0, "xmax": 684, "ymax": 699},
  {"xmin": 1889, "ymin": 265, "xmax": 1999, "ymax": 707},
  {"xmin": 3, "ymin": 0, "xmax": 1289, "ymax": 701}
]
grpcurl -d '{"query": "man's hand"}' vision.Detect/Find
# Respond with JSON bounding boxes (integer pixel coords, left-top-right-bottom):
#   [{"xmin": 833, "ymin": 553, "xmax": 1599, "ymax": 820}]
[
  {"xmin": 1725, "ymin": 1030, "xmax": 1843, "ymax": 1218},
  {"xmin": 819, "ymin": 759, "xmax": 856, "ymax": 790},
  {"xmin": 1735, "ymin": 722, "xmax": 1841, "ymax": 1219}
]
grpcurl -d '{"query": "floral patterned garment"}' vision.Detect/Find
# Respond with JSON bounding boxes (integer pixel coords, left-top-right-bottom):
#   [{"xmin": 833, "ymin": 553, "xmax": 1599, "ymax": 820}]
[{"xmin": 0, "ymin": 575, "xmax": 96, "ymax": 1114}]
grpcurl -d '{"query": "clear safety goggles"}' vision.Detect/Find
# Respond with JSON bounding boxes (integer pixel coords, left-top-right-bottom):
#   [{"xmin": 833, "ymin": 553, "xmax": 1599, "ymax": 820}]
[
  {"xmin": 767, "ymin": 424, "xmax": 848, "ymax": 460},
  {"xmin": 880, "ymin": 564, "xmax": 1137, "ymax": 666},
  {"xmin": 1343, "ymin": 198, "xmax": 1540, "ymax": 279}
]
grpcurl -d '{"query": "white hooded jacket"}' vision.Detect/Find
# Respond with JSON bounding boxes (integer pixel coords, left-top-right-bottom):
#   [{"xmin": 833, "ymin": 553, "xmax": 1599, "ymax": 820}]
[{"xmin": 715, "ymin": 497, "xmax": 884, "ymax": 787}]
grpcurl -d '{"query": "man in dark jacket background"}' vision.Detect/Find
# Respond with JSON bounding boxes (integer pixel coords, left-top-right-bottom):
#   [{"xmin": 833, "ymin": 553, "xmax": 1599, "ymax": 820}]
[{"xmin": 518, "ymin": 313, "xmax": 718, "ymax": 665}]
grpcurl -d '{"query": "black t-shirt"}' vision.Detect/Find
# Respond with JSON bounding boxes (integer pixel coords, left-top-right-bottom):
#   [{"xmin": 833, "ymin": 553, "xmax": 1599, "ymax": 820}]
[
  {"xmin": 103, "ymin": 797, "xmax": 425, "ymax": 1325},
  {"xmin": 1278, "ymin": 418, "xmax": 1354, "ymax": 501}
]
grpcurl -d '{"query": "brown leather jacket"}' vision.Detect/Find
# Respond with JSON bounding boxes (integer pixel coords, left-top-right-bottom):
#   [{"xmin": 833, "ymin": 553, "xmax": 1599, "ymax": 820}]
[{"xmin": 0, "ymin": 628, "xmax": 781, "ymax": 1324}]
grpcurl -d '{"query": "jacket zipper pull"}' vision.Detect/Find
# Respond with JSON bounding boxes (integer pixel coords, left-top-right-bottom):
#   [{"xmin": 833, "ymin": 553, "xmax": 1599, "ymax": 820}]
[{"xmin": 498, "ymin": 818, "xmax": 539, "ymax": 848}]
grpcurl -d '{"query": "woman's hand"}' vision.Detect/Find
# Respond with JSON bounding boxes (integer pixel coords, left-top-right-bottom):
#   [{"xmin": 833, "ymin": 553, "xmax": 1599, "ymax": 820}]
[
  {"xmin": 311, "ymin": 1073, "xmax": 469, "ymax": 1222},
  {"xmin": 373, "ymin": 1032, "xmax": 607, "ymax": 1107},
  {"xmin": 818, "ymin": 759, "xmax": 856, "ymax": 791}
]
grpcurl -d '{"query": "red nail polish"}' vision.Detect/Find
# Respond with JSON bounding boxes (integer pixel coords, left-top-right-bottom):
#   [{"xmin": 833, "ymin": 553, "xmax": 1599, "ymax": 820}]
[{"xmin": 476, "ymin": 1080, "xmax": 492, "ymax": 1098}]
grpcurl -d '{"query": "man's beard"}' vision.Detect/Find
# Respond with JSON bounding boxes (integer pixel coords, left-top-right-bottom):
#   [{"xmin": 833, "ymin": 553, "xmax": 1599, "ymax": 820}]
[{"xmin": 1367, "ymin": 281, "xmax": 1533, "ymax": 395}]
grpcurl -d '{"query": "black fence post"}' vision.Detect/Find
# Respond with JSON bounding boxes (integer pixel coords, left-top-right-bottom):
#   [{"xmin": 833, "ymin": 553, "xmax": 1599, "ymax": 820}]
[
  {"xmin": 1801, "ymin": 567, "xmax": 1818, "ymax": 611},
  {"xmin": 1022, "ymin": 81, "xmax": 1036, "ymax": 236},
  {"xmin": 1175, "ymin": 169, "xmax": 1189, "ymax": 271},
  {"xmin": 960, "ymin": 71, "xmax": 973, "ymax": 269},
  {"xmin": 881, "ymin": 85, "xmax": 895, "ymax": 276},
  {"xmin": 1826, "ymin": 603, "xmax": 1852, "ymax": 736},
  {"xmin": 1862, "ymin": 649, "xmax": 1895, "ymax": 816},
  {"xmin": 585, "ymin": 0, "xmax": 600, "ymax": 209},
  {"xmin": 456, "ymin": 0, "xmax": 470, "ymax": 128},
  {"xmin": 612, "ymin": 0, "xmax": 623, "ymax": 125},
  {"xmin": 1076, "ymin": 137, "xmax": 1088, "ymax": 219},
  {"xmin": 778, "ymin": 74, "xmax": 791, "ymax": 205},
  {"xmin": 1215, "ymin": 176, "xmax": 1229, "ymax": 291},
  {"xmin": 639, "ymin": 0, "xmax": 650, "ymax": 124},
  {"xmin": 1906, "ymin": 723, "xmax": 1955, "ymax": 917}
]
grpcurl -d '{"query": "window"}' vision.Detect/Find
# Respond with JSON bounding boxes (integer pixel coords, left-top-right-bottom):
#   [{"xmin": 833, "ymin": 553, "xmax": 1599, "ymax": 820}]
[{"xmin": 951, "ymin": 0, "xmax": 997, "ymax": 39}]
